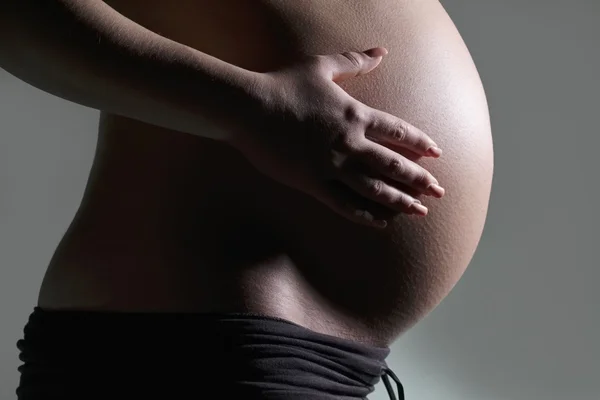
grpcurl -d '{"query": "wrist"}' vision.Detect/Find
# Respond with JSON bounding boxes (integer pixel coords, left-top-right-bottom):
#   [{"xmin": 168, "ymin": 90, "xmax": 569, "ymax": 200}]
[{"xmin": 213, "ymin": 69, "xmax": 276, "ymax": 145}]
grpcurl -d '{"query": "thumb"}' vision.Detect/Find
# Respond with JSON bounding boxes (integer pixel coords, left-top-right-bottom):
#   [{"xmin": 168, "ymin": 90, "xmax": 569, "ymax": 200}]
[{"xmin": 325, "ymin": 47, "xmax": 388, "ymax": 82}]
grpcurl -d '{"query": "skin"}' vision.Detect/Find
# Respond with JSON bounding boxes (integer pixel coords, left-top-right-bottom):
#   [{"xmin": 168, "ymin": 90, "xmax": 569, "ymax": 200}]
[{"xmin": 2, "ymin": 0, "xmax": 493, "ymax": 346}]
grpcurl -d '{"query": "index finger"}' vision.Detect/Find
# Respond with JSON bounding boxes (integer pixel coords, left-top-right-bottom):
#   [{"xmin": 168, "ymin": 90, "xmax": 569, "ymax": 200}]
[{"xmin": 365, "ymin": 110, "xmax": 442, "ymax": 158}]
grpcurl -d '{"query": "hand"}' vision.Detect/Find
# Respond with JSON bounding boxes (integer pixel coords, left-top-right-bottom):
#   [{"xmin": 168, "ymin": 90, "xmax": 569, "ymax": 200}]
[{"xmin": 231, "ymin": 47, "xmax": 445, "ymax": 229}]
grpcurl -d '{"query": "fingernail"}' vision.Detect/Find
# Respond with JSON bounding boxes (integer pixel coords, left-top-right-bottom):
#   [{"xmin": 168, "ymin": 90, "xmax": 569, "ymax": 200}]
[
  {"xmin": 410, "ymin": 203, "xmax": 429, "ymax": 216},
  {"xmin": 364, "ymin": 47, "xmax": 388, "ymax": 58},
  {"xmin": 427, "ymin": 183, "xmax": 445, "ymax": 198},
  {"xmin": 426, "ymin": 146, "xmax": 443, "ymax": 157}
]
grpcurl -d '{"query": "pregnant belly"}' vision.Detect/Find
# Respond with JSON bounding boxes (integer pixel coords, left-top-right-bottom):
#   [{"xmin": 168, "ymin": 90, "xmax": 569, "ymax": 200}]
[{"xmin": 43, "ymin": 0, "xmax": 493, "ymax": 345}]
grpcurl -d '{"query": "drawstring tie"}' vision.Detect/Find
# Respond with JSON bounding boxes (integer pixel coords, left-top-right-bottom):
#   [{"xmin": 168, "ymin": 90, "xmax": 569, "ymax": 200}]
[{"xmin": 381, "ymin": 367, "xmax": 405, "ymax": 400}]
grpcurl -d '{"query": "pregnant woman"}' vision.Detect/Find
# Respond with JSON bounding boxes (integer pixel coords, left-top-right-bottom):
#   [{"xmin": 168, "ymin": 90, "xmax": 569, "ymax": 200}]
[{"xmin": 1, "ymin": 0, "xmax": 493, "ymax": 399}]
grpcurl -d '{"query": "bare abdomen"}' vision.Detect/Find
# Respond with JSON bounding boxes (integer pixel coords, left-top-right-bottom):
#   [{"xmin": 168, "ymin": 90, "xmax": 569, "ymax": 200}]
[{"xmin": 41, "ymin": 0, "xmax": 493, "ymax": 345}]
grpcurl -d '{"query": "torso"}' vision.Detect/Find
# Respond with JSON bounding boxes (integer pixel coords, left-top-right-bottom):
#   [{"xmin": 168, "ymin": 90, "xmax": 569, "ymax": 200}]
[{"xmin": 38, "ymin": 0, "xmax": 493, "ymax": 346}]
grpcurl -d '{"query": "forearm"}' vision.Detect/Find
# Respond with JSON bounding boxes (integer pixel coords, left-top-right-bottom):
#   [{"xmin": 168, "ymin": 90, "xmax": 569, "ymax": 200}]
[{"xmin": 0, "ymin": 0, "xmax": 260, "ymax": 140}]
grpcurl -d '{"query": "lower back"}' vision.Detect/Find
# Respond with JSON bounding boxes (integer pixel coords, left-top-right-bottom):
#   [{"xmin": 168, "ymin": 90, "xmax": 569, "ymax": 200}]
[{"xmin": 38, "ymin": 0, "xmax": 493, "ymax": 346}]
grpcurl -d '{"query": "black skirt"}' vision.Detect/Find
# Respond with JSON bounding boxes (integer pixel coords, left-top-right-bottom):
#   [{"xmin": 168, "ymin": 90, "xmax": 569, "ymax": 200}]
[{"xmin": 16, "ymin": 307, "xmax": 404, "ymax": 400}]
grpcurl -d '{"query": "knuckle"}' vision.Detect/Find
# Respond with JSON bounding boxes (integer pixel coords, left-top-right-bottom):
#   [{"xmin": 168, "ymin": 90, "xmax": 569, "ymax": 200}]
[
  {"xmin": 415, "ymin": 134, "xmax": 430, "ymax": 149},
  {"xmin": 388, "ymin": 157, "xmax": 405, "ymax": 176},
  {"xmin": 340, "ymin": 51, "xmax": 362, "ymax": 68},
  {"xmin": 308, "ymin": 54, "xmax": 328, "ymax": 71},
  {"xmin": 364, "ymin": 179, "xmax": 384, "ymax": 197},
  {"xmin": 410, "ymin": 168, "xmax": 430, "ymax": 186},
  {"xmin": 419, "ymin": 171, "xmax": 436, "ymax": 187},
  {"xmin": 392, "ymin": 193, "xmax": 415, "ymax": 209},
  {"xmin": 391, "ymin": 120, "xmax": 409, "ymax": 142},
  {"xmin": 329, "ymin": 149, "xmax": 348, "ymax": 169},
  {"xmin": 344, "ymin": 105, "xmax": 366, "ymax": 124}
]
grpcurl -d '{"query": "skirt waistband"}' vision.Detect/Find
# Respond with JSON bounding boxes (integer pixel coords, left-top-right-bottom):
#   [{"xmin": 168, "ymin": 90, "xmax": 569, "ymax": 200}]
[{"xmin": 17, "ymin": 307, "xmax": 404, "ymax": 399}]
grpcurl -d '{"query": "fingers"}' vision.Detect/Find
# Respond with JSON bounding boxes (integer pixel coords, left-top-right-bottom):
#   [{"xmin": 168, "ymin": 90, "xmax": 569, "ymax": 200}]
[
  {"xmin": 366, "ymin": 109, "xmax": 442, "ymax": 158},
  {"xmin": 318, "ymin": 47, "xmax": 389, "ymax": 83},
  {"xmin": 355, "ymin": 142, "xmax": 446, "ymax": 198},
  {"xmin": 317, "ymin": 181, "xmax": 396, "ymax": 229},
  {"xmin": 337, "ymin": 168, "xmax": 429, "ymax": 216}
]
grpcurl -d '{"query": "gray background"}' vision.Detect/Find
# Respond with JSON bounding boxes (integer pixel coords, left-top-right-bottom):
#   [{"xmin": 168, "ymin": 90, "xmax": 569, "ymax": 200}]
[{"xmin": 1, "ymin": 0, "xmax": 598, "ymax": 399}]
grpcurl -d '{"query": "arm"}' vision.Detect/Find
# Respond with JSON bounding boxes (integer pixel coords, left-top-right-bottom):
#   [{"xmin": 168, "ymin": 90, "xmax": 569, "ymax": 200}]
[
  {"xmin": 0, "ymin": 0, "xmax": 444, "ymax": 227},
  {"xmin": 0, "ymin": 0, "xmax": 258, "ymax": 139}
]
